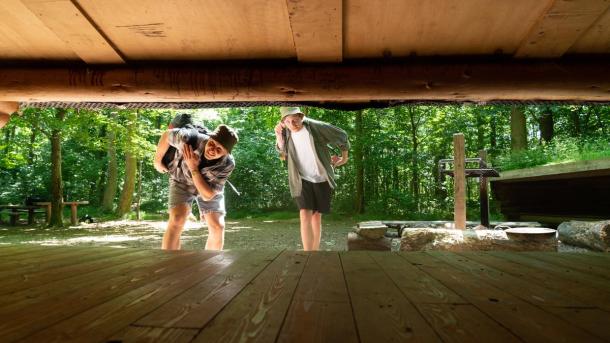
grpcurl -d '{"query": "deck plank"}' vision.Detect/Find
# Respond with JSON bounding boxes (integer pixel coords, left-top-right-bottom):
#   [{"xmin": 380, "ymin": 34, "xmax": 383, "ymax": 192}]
[
  {"xmin": 21, "ymin": 251, "xmax": 239, "ymax": 343},
  {"xmin": 429, "ymin": 251, "xmax": 587, "ymax": 308},
  {"xmin": 0, "ymin": 250, "xmax": 217, "ymax": 342},
  {"xmin": 277, "ymin": 251, "xmax": 358, "ymax": 343},
  {"xmin": 0, "ymin": 247, "xmax": 143, "ymax": 293},
  {"xmin": 458, "ymin": 251, "xmax": 610, "ymax": 312},
  {"xmin": 0, "ymin": 244, "xmax": 63, "ymax": 258},
  {"xmin": 341, "ymin": 251, "xmax": 440, "ymax": 343},
  {"xmin": 531, "ymin": 252, "xmax": 610, "ymax": 274},
  {"xmin": 400, "ymin": 252, "xmax": 605, "ymax": 342},
  {"xmin": 191, "ymin": 251, "xmax": 309, "ymax": 343},
  {"xmin": 106, "ymin": 327, "xmax": 198, "ymax": 343},
  {"xmin": 134, "ymin": 249, "xmax": 282, "ymax": 328},
  {"xmin": 371, "ymin": 252, "xmax": 517, "ymax": 342},
  {"xmin": 488, "ymin": 251, "xmax": 610, "ymax": 303}
]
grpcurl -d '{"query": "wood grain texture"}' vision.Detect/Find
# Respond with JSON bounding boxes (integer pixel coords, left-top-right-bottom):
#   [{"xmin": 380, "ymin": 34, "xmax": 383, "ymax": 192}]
[
  {"xmin": 192, "ymin": 251, "xmax": 308, "ymax": 343},
  {"xmin": 515, "ymin": 0, "xmax": 610, "ymax": 57},
  {"xmin": 400, "ymin": 252, "xmax": 604, "ymax": 342},
  {"xmin": 20, "ymin": 0, "xmax": 124, "ymax": 63},
  {"xmin": 1, "ymin": 61, "xmax": 610, "ymax": 103},
  {"xmin": 569, "ymin": 6, "xmax": 610, "ymax": 53},
  {"xmin": 286, "ymin": 0, "xmax": 342, "ymax": 62},
  {"xmin": 341, "ymin": 251, "xmax": 440, "ymax": 342}
]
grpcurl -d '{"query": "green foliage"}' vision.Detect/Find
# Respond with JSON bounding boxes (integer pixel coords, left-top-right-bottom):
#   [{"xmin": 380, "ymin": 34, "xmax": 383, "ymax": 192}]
[{"xmin": 1, "ymin": 105, "xmax": 609, "ymax": 222}]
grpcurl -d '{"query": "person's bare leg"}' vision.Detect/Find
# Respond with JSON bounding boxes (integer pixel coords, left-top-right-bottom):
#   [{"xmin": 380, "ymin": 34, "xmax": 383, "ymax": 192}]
[
  {"xmin": 300, "ymin": 209, "xmax": 313, "ymax": 251},
  {"xmin": 311, "ymin": 211, "xmax": 322, "ymax": 251},
  {"xmin": 162, "ymin": 204, "xmax": 190, "ymax": 250},
  {"xmin": 203, "ymin": 212, "xmax": 225, "ymax": 250}
]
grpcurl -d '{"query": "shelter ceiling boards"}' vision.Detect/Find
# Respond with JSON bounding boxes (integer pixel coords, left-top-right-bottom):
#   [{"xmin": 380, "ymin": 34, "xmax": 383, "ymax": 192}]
[
  {"xmin": 20, "ymin": 0, "xmax": 125, "ymax": 64},
  {"xmin": 344, "ymin": 0, "xmax": 553, "ymax": 57},
  {"xmin": 0, "ymin": 0, "xmax": 78, "ymax": 60},
  {"xmin": 76, "ymin": 0, "xmax": 296, "ymax": 61}
]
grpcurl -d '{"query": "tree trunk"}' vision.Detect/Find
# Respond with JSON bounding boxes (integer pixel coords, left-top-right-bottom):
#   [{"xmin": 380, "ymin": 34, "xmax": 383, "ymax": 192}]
[
  {"xmin": 570, "ymin": 110, "xmax": 581, "ymax": 136},
  {"xmin": 510, "ymin": 106, "xmax": 527, "ymax": 152},
  {"xmin": 539, "ymin": 109, "xmax": 554, "ymax": 143},
  {"xmin": 353, "ymin": 110, "xmax": 365, "ymax": 213},
  {"xmin": 136, "ymin": 159, "xmax": 143, "ymax": 220},
  {"xmin": 558, "ymin": 220, "xmax": 610, "ymax": 252},
  {"xmin": 116, "ymin": 110, "xmax": 138, "ymax": 217},
  {"xmin": 408, "ymin": 107, "xmax": 420, "ymax": 209},
  {"xmin": 490, "ymin": 111, "xmax": 497, "ymax": 152},
  {"xmin": 101, "ymin": 112, "xmax": 118, "ymax": 211},
  {"xmin": 49, "ymin": 108, "xmax": 65, "ymax": 227}
]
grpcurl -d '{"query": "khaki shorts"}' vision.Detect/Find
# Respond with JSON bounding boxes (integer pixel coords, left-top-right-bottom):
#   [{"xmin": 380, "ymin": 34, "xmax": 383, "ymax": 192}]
[{"xmin": 168, "ymin": 179, "xmax": 225, "ymax": 215}]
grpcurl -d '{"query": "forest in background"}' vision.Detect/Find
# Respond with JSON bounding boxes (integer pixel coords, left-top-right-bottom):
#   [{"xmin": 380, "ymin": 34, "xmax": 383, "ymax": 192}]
[{"xmin": 1, "ymin": 105, "xmax": 609, "ymax": 226}]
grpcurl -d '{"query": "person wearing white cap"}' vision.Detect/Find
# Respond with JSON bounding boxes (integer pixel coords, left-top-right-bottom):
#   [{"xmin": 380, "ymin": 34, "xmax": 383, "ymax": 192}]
[{"xmin": 275, "ymin": 107, "xmax": 350, "ymax": 251}]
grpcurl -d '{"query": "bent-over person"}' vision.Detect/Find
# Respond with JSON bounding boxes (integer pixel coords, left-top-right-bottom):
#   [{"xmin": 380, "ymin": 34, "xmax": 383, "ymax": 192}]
[{"xmin": 154, "ymin": 123, "xmax": 238, "ymax": 250}]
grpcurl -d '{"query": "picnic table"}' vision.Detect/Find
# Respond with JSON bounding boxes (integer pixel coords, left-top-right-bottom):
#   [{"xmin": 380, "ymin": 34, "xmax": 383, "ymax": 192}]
[
  {"xmin": 34, "ymin": 201, "xmax": 89, "ymax": 226},
  {"xmin": 0, "ymin": 204, "xmax": 46, "ymax": 225}
]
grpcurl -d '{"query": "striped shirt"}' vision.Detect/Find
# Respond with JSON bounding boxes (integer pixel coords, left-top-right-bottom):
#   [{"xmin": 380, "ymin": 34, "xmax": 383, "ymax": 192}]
[{"xmin": 167, "ymin": 128, "xmax": 235, "ymax": 192}]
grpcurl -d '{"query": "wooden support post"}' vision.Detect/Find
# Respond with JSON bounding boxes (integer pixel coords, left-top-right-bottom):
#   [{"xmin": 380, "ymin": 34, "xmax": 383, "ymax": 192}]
[
  {"xmin": 453, "ymin": 134, "xmax": 466, "ymax": 230},
  {"xmin": 479, "ymin": 150, "xmax": 490, "ymax": 228}
]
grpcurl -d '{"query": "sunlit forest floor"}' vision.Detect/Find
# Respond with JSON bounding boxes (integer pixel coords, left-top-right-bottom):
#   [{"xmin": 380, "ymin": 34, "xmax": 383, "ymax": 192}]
[{"xmin": 0, "ymin": 217, "xmax": 358, "ymax": 251}]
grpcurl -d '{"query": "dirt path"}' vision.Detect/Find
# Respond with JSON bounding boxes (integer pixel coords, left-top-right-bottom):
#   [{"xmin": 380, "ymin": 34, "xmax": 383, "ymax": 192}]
[{"xmin": 0, "ymin": 217, "xmax": 357, "ymax": 251}]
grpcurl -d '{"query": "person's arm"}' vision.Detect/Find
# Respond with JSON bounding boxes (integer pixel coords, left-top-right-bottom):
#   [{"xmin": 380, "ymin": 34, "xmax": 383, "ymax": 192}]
[
  {"xmin": 331, "ymin": 149, "xmax": 349, "ymax": 167},
  {"xmin": 182, "ymin": 144, "xmax": 219, "ymax": 201},
  {"xmin": 274, "ymin": 122, "xmax": 287, "ymax": 161},
  {"xmin": 154, "ymin": 131, "xmax": 170, "ymax": 173}
]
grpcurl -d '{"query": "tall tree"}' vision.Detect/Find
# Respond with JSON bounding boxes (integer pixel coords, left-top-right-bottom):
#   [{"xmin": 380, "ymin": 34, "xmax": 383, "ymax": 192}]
[
  {"xmin": 353, "ymin": 109, "xmax": 365, "ymax": 213},
  {"xmin": 49, "ymin": 108, "xmax": 65, "ymax": 227},
  {"xmin": 102, "ymin": 111, "xmax": 118, "ymax": 211},
  {"xmin": 539, "ymin": 107, "xmax": 554, "ymax": 143},
  {"xmin": 510, "ymin": 106, "xmax": 527, "ymax": 152},
  {"xmin": 407, "ymin": 106, "xmax": 422, "ymax": 208},
  {"xmin": 116, "ymin": 110, "xmax": 138, "ymax": 217}
]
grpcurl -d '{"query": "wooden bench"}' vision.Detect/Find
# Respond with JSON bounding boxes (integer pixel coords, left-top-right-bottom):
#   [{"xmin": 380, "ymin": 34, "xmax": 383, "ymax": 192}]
[
  {"xmin": 0, "ymin": 205, "xmax": 47, "ymax": 225},
  {"xmin": 35, "ymin": 201, "xmax": 90, "ymax": 226}
]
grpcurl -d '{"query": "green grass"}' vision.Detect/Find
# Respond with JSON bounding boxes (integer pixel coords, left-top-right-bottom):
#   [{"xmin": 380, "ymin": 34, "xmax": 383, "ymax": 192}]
[{"xmin": 495, "ymin": 136, "xmax": 610, "ymax": 171}]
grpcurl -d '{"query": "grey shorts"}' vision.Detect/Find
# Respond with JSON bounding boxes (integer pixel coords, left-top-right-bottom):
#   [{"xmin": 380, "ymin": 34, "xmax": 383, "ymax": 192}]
[{"xmin": 168, "ymin": 179, "xmax": 225, "ymax": 215}]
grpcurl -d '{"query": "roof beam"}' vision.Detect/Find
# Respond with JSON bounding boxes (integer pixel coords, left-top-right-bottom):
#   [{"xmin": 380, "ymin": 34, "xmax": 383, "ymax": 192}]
[
  {"xmin": 515, "ymin": 0, "xmax": 610, "ymax": 58},
  {"xmin": 285, "ymin": 0, "xmax": 342, "ymax": 62},
  {"xmin": 20, "ymin": 0, "xmax": 125, "ymax": 64},
  {"xmin": 0, "ymin": 61, "xmax": 608, "ymax": 103}
]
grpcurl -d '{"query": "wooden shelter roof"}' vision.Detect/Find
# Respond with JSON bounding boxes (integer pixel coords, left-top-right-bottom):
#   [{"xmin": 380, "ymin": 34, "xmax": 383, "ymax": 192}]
[{"xmin": 0, "ymin": 0, "xmax": 609, "ymax": 104}]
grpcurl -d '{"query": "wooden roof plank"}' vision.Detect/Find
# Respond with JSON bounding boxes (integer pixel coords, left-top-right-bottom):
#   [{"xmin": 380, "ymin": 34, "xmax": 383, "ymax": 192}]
[
  {"xmin": 515, "ymin": 0, "xmax": 610, "ymax": 58},
  {"xmin": 20, "ymin": 0, "xmax": 125, "ymax": 64},
  {"xmin": 286, "ymin": 0, "xmax": 342, "ymax": 62},
  {"xmin": 569, "ymin": 6, "xmax": 610, "ymax": 53},
  {"xmin": 0, "ymin": 0, "xmax": 78, "ymax": 60}
]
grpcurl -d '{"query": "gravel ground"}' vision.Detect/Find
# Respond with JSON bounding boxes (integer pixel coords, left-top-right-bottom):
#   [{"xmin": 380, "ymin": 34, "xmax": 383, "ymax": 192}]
[{"xmin": 0, "ymin": 217, "xmax": 356, "ymax": 251}]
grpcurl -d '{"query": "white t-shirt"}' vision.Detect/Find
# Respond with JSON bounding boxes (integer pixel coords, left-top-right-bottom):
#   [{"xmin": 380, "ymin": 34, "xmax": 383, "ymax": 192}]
[{"xmin": 290, "ymin": 128, "xmax": 327, "ymax": 183}]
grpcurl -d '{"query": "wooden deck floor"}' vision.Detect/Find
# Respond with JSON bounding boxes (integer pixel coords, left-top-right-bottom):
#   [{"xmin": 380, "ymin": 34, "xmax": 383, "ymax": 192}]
[{"xmin": 0, "ymin": 246, "xmax": 609, "ymax": 342}]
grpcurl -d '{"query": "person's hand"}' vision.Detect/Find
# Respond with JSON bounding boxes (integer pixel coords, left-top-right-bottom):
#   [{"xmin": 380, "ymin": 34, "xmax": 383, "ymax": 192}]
[
  {"xmin": 331, "ymin": 151, "xmax": 349, "ymax": 167},
  {"xmin": 154, "ymin": 159, "xmax": 168, "ymax": 174},
  {"xmin": 274, "ymin": 122, "xmax": 284, "ymax": 137},
  {"xmin": 183, "ymin": 144, "xmax": 200, "ymax": 172}
]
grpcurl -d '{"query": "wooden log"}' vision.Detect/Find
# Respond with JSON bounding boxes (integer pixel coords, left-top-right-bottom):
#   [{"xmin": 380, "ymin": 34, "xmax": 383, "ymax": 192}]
[
  {"xmin": 400, "ymin": 228, "xmax": 557, "ymax": 252},
  {"xmin": 347, "ymin": 232, "xmax": 391, "ymax": 251},
  {"xmin": 1, "ymin": 61, "xmax": 610, "ymax": 103},
  {"xmin": 558, "ymin": 220, "xmax": 610, "ymax": 252}
]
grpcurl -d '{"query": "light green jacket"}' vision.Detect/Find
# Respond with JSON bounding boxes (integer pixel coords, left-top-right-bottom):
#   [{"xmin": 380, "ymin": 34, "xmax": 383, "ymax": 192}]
[{"xmin": 278, "ymin": 117, "xmax": 350, "ymax": 197}]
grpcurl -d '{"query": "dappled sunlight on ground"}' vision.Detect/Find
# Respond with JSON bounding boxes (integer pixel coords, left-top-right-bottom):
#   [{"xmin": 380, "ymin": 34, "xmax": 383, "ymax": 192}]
[{"xmin": 0, "ymin": 217, "xmax": 356, "ymax": 251}]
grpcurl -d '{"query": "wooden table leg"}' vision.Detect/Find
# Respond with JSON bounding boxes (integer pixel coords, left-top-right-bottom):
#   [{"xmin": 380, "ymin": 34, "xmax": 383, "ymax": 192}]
[
  {"xmin": 70, "ymin": 203, "xmax": 78, "ymax": 226},
  {"xmin": 10, "ymin": 209, "xmax": 17, "ymax": 226},
  {"xmin": 45, "ymin": 204, "xmax": 51, "ymax": 224},
  {"xmin": 27, "ymin": 208, "xmax": 34, "ymax": 225}
]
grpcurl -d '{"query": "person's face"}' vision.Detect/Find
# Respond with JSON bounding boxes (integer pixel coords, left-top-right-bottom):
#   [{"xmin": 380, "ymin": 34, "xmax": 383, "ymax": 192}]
[
  {"xmin": 282, "ymin": 114, "xmax": 304, "ymax": 132},
  {"xmin": 204, "ymin": 138, "xmax": 228, "ymax": 160}
]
